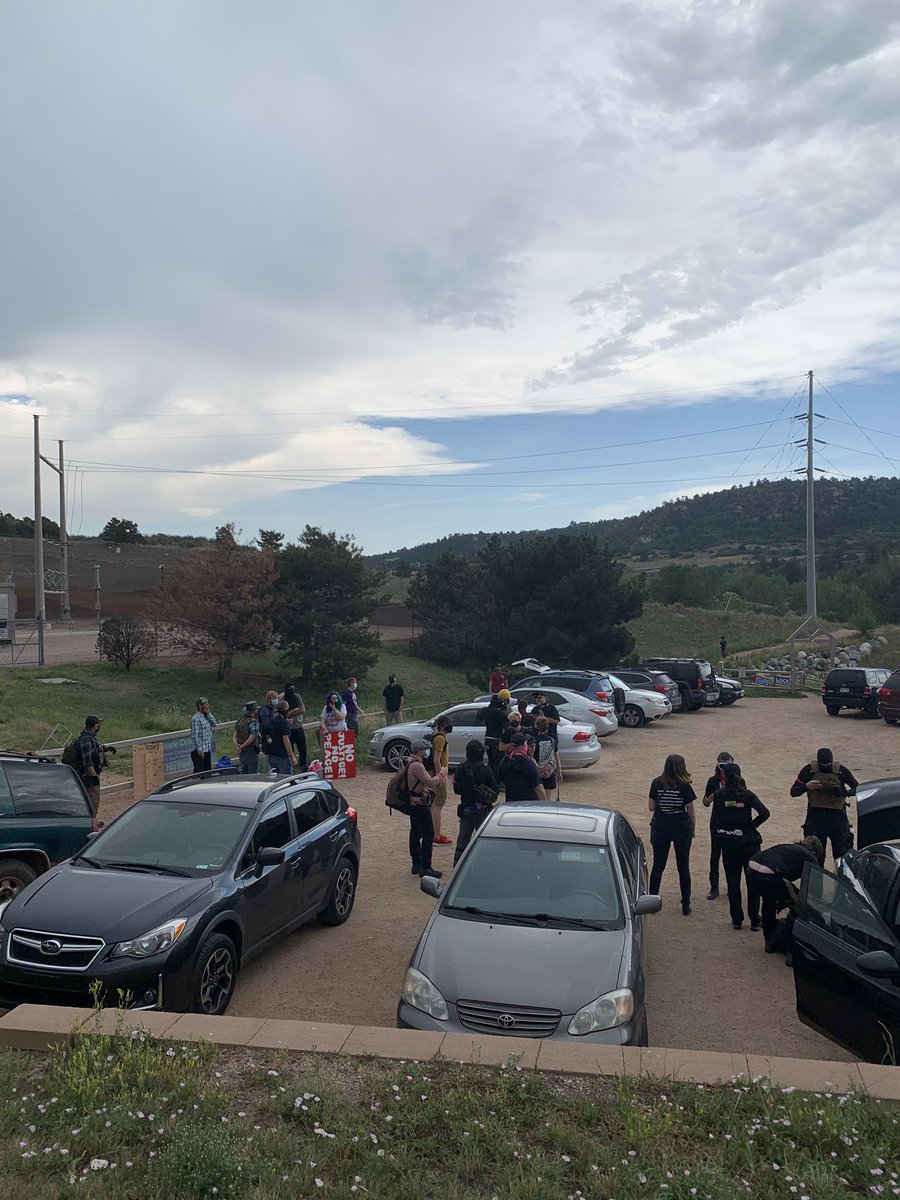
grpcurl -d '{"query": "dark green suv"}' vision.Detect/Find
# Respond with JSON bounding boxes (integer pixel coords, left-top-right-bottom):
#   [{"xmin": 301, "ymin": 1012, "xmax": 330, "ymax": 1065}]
[{"xmin": 0, "ymin": 754, "xmax": 97, "ymax": 904}]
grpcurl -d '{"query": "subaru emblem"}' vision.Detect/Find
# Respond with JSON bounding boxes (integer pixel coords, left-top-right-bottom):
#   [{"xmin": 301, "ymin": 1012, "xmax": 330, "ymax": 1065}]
[
  {"xmin": 497, "ymin": 1013, "xmax": 516, "ymax": 1029},
  {"xmin": 40, "ymin": 939, "xmax": 63, "ymax": 956}
]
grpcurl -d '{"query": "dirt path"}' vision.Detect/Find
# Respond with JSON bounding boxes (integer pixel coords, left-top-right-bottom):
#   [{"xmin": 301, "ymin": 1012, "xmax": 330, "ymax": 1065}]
[{"xmin": 105, "ymin": 696, "xmax": 900, "ymax": 1058}]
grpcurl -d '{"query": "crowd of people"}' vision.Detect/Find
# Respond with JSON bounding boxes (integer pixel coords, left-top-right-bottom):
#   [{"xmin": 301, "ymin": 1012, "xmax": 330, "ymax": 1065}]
[
  {"xmin": 645, "ymin": 745, "xmax": 855, "ymax": 960},
  {"xmin": 192, "ymin": 673, "xmax": 406, "ymax": 776},
  {"xmin": 392, "ymin": 688, "xmax": 565, "ymax": 878}
]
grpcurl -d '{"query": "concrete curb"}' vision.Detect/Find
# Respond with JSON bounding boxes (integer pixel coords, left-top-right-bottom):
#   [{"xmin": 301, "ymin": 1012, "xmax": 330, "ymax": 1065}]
[{"xmin": 0, "ymin": 1005, "xmax": 897, "ymax": 1101}]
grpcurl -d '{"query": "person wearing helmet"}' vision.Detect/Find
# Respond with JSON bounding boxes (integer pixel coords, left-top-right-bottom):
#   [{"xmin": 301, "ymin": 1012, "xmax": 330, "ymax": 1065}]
[{"xmin": 452, "ymin": 740, "xmax": 499, "ymax": 865}]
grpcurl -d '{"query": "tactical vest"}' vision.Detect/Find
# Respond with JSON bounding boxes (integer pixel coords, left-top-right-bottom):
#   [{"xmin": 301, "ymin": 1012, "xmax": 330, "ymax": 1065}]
[{"xmin": 807, "ymin": 759, "xmax": 846, "ymax": 810}]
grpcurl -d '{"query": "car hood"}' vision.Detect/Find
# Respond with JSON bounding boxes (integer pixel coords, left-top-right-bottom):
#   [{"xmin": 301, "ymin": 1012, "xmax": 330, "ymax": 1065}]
[
  {"xmin": 416, "ymin": 913, "xmax": 627, "ymax": 1012},
  {"xmin": 2, "ymin": 862, "xmax": 213, "ymax": 939}
]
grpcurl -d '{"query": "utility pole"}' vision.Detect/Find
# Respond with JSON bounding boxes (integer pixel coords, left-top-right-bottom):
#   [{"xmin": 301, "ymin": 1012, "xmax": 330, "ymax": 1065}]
[
  {"xmin": 805, "ymin": 370, "xmax": 816, "ymax": 617},
  {"xmin": 793, "ymin": 371, "xmax": 819, "ymax": 618},
  {"xmin": 33, "ymin": 414, "xmax": 45, "ymax": 624},
  {"xmin": 39, "ymin": 439, "xmax": 71, "ymax": 621}
]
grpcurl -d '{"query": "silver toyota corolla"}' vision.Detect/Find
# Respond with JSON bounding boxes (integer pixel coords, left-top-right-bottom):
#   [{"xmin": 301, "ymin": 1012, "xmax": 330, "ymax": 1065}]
[{"xmin": 397, "ymin": 804, "xmax": 661, "ymax": 1044}]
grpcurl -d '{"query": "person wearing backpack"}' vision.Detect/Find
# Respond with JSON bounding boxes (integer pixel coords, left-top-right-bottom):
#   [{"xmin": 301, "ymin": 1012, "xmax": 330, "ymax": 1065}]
[
  {"xmin": 533, "ymin": 716, "xmax": 559, "ymax": 801},
  {"xmin": 405, "ymin": 746, "xmax": 442, "ymax": 878},
  {"xmin": 232, "ymin": 701, "xmax": 261, "ymax": 774},
  {"xmin": 702, "ymin": 750, "xmax": 734, "ymax": 900},
  {"xmin": 453, "ymin": 739, "xmax": 498, "ymax": 864},
  {"xmin": 66, "ymin": 714, "xmax": 110, "ymax": 815}
]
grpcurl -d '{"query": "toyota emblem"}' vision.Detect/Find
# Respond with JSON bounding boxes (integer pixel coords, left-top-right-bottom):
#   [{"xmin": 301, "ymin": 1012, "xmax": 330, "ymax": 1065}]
[
  {"xmin": 497, "ymin": 1013, "xmax": 516, "ymax": 1029},
  {"xmin": 40, "ymin": 939, "xmax": 63, "ymax": 956}
]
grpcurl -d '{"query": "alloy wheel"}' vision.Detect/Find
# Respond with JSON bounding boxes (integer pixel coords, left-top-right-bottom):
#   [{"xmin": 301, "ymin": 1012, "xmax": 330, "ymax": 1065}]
[
  {"xmin": 0, "ymin": 877, "xmax": 24, "ymax": 905},
  {"xmin": 334, "ymin": 865, "xmax": 355, "ymax": 918},
  {"xmin": 385, "ymin": 742, "xmax": 412, "ymax": 771},
  {"xmin": 198, "ymin": 947, "xmax": 234, "ymax": 1014}
]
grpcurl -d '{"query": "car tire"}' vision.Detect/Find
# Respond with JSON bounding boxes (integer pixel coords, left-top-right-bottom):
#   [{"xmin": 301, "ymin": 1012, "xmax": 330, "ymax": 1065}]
[
  {"xmin": 189, "ymin": 932, "xmax": 238, "ymax": 1016},
  {"xmin": 621, "ymin": 703, "xmax": 645, "ymax": 728},
  {"xmin": 865, "ymin": 702, "xmax": 881, "ymax": 719},
  {"xmin": 384, "ymin": 740, "xmax": 413, "ymax": 771},
  {"xmin": 0, "ymin": 858, "xmax": 38, "ymax": 905},
  {"xmin": 319, "ymin": 858, "xmax": 358, "ymax": 926},
  {"xmin": 825, "ymin": 705, "xmax": 841, "ymax": 716},
  {"xmin": 688, "ymin": 700, "xmax": 704, "ymax": 712}
]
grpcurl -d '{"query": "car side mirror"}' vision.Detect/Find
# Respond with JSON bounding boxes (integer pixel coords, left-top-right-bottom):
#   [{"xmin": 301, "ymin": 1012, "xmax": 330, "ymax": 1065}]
[
  {"xmin": 420, "ymin": 875, "xmax": 442, "ymax": 899},
  {"xmin": 85, "ymin": 831, "xmax": 100, "ymax": 843},
  {"xmin": 856, "ymin": 950, "xmax": 900, "ymax": 979},
  {"xmin": 255, "ymin": 846, "xmax": 286, "ymax": 871},
  {"xmin": 634, "ymin": 895, "xmax": 663, "ymax": 916}
]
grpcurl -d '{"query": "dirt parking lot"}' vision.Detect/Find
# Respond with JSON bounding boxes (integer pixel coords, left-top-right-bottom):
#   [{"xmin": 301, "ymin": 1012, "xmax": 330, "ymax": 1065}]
[{"xmin": 106, "ymin": 695, "xmax": 900, "ymax": 1058}]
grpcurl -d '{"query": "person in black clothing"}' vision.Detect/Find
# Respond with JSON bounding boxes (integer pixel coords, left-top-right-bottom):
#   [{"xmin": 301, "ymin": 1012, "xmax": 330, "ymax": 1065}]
[
  {"xmin": 515, "ymin": 697, "xmax": 535, "ymax": 735},
  {"xmin": 499, "ymin": 711, "xmax": 523, "ymax": 755},
  {"xmin": 708, "ymin": 762, "xmax": 770, "ymax": 930},
  {"xmin": 790, "ymin": 748, "xmax": 858, "ymax": 862},
  {"xmin": 282, "ymin": 682, "xmax": 308, "ymax": 771},
  {"xmin": 478, "ymin": 695, "xmax": 508, "ymax": 774},
  {"xmin": 703, "ymin": 750, "xmax": 734, "ymax": 900},
  {"xmin": 531, "ymin": 692, "xmax": 561, "ymax": 745},
  {"xmin": 452, "ymin": 740, "xmax": 499, "ymax": 865},
  {"xmin": 498, "ymin": 733, "xmax": 546, "ymax": 802},
  {"xmin": 648, "ymin": 753, "xmax": 696, "ymax": 915},
  {"xmin": 748, "ymin": 836, "xmax": 825, "ymax": 954}
]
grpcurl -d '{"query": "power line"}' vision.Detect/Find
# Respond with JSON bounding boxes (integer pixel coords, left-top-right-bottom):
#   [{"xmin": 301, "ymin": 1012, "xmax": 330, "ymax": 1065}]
[{"xmin": 814, "ymin": 375, "xmax": 900, "ymax": 475}]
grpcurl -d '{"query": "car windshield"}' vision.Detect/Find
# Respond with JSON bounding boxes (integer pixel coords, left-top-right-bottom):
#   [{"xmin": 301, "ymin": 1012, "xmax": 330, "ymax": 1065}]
[
  {"xmin": 442, "ymin": 837, "xmax": 623, "ymax": 929},
  {"xmin": 78, "ymin": 800, "xmax": 250, "ymax": 876}
]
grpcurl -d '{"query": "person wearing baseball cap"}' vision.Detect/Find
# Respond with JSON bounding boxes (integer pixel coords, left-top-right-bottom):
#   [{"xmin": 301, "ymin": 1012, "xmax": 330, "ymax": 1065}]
[{"xmin": 72, "ymin": 715, "xmax": 108, "ymax": 815}]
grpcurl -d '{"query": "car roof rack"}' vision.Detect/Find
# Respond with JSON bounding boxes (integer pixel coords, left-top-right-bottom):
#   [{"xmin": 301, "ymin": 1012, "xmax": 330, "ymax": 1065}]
[
  {"xmin": 0, "ymin": 750, "xmax": 64, "ymax": 764},
  {"xmin": 254, "ymin": 771, "xmax": 326, "ymax": 804},
  {"xmin": 155, "ymin": 766, "xmax": 242, "ymax": 794}
]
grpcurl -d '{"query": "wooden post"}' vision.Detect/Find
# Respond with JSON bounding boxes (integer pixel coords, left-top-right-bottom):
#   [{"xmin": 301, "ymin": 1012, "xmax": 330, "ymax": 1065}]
[{"xmin": 133, "ymin": 742, "xmax": 165, "ymax": 799}]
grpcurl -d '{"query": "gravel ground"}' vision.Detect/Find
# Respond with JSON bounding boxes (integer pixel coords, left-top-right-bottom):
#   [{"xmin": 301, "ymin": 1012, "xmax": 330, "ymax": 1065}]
[{"xmin": 103, "ymin": 695, "xmax": 900, "ymax": 1059}]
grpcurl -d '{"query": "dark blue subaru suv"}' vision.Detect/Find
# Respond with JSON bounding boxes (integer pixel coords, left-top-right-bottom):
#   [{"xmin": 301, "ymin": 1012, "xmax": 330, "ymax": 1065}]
[{"xmin": 0, "ymin": 770, "xmax": 360, "ymax": 1015}]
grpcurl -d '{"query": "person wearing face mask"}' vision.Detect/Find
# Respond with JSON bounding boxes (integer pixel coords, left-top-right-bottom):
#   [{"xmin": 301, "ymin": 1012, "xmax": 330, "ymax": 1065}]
[
  {"xmin": 321, "ymin": 691, "xmax": 348, "ymax": 736},
  {"xmin": 427, "ymin": 716, "xmax": 453, "ymax": 846},
  {"xmin": 499, "ymin": 709, "xmax": 523, "ymax": 755}
]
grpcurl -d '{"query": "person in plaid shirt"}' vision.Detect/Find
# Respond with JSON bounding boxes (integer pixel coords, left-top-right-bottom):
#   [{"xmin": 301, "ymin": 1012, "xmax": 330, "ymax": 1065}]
[{"xmin": 190, "ymin": 697, "xmax": 218, "ymax": 773}]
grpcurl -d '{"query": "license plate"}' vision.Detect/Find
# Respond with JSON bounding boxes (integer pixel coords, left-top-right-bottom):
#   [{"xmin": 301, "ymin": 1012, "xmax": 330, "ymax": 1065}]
[{"xmin": 839, "ymin": 687, "xmax": 850, "ymax": 694}]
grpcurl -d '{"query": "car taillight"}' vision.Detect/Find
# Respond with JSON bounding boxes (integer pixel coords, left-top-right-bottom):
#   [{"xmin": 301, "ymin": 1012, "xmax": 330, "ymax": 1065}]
[
  {"xmin": 589, "ymin": 707, "xmax": 611, "ymax": 717},
  {"xmin": 696, "ymin": 678, "xmax": 703, "ymax": 689},
  {"xmin": 594, "ymin": 690, "xmax": 610, "ymax": 701},
  {"xmin": 879, "ymin": 688, "xmax": 889, "ymax": 697},
  {"xmin": 573, "ymin": 731, "xmax": 592, "ymax": 742},
  {"xmin": 654, "ymin": 685, "xmax": 667, "ymax": 693},
  {"xmin": 821, "ymin": 684, "xmax": 827, "ymax": 694},
  {"xmin": 347, "ymin": 807, "xmax": 358, "ymax": 825},
  {"xmin": 863, "ymin": 686, "xmax": 872, "ymax": 696}
]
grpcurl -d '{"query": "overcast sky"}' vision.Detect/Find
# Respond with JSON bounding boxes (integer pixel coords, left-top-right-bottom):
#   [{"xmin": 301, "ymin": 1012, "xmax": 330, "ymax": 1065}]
[{"xmin": 2, "ymin": 0, "xmax": 900, "ymax": 555}]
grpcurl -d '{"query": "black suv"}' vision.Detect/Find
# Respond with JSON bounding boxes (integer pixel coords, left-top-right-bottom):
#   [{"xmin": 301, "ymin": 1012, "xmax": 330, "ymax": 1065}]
[
  {"xmin": 822, "ymin": 667, "xmax": 891, "ymax": 718},
  {"xmin": 640, "ymin": 658, "xmax": 717, "ymax": 711},
  {"xmin": 0, "ymin": 770, "xmax": 361, "ymax": 1015},
  {"xmin": 604, "ymin": 668, "xmax": 682, "ymax": 712},
  {"xmin": 0, "ymin": 753, "xmax": 96, "ymax": 905}
]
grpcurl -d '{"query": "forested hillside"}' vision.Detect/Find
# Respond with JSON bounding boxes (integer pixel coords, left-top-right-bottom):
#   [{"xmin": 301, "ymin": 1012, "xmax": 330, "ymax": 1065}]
[{"xmin": 367, "ymin": 476, "xmax": 900, "ymax": 567}]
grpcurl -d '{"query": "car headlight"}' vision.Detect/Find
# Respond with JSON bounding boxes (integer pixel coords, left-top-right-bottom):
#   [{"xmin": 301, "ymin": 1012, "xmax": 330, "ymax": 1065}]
[
  {"xmin": 855, "ymin": 787, "xmax": 879, "ymax": 802},
  {"xmin": 370, "ymin": 731, "xmax": 385, "ymax": 742},
  {"xmin": 110, "ymin": 918, "xmax": 187, "ymax": 960},
  {"xmin": 568, "ymin": 988, "xmax": 634, "ymax": 1036},
  {"xmin": 402, "ymin": 967, "xmax": 449, "ymax": 1020}
]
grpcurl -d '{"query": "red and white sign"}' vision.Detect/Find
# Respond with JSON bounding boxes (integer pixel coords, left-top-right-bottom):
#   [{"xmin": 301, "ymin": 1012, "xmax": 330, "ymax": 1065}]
[{"xmin": 323, "ymin": 730, "xmax": 356, "ymax": 781}]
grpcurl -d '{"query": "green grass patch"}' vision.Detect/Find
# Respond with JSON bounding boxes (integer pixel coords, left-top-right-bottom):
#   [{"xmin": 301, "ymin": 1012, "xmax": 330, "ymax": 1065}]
[
  {"xmin": 1, "ymin": 1026, "xmax": 897, "ymax": 1199},
  {"xmin": 0, "ymin": 644, "xmax": 472, "ymax": 754},
  {"xmin": 628, "ymin": 603, "xmax": 811, "ymax": 664}
]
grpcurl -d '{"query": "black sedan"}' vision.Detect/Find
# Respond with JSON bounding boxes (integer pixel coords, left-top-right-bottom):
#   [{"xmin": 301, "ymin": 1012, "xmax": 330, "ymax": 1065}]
[
  {"xmin": 0, "ymin": 771, "xmax": 360, "ymax": 1015},
  {"xmin": 792, "ymin": 841, "xmax": 900, "ymax": 1062}
]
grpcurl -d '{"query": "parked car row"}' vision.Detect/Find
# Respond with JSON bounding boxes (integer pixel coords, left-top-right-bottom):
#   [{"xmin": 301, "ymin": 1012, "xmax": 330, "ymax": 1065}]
[{"xmin": 819, "ymin": 666, "xmax": 900, "ymax": 726}]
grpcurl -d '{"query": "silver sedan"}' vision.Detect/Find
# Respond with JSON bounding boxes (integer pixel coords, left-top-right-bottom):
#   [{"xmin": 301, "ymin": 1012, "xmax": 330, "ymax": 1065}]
[{"xmin": 368, "ymin": 702, "xmax": 601, "ymax": 772}]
